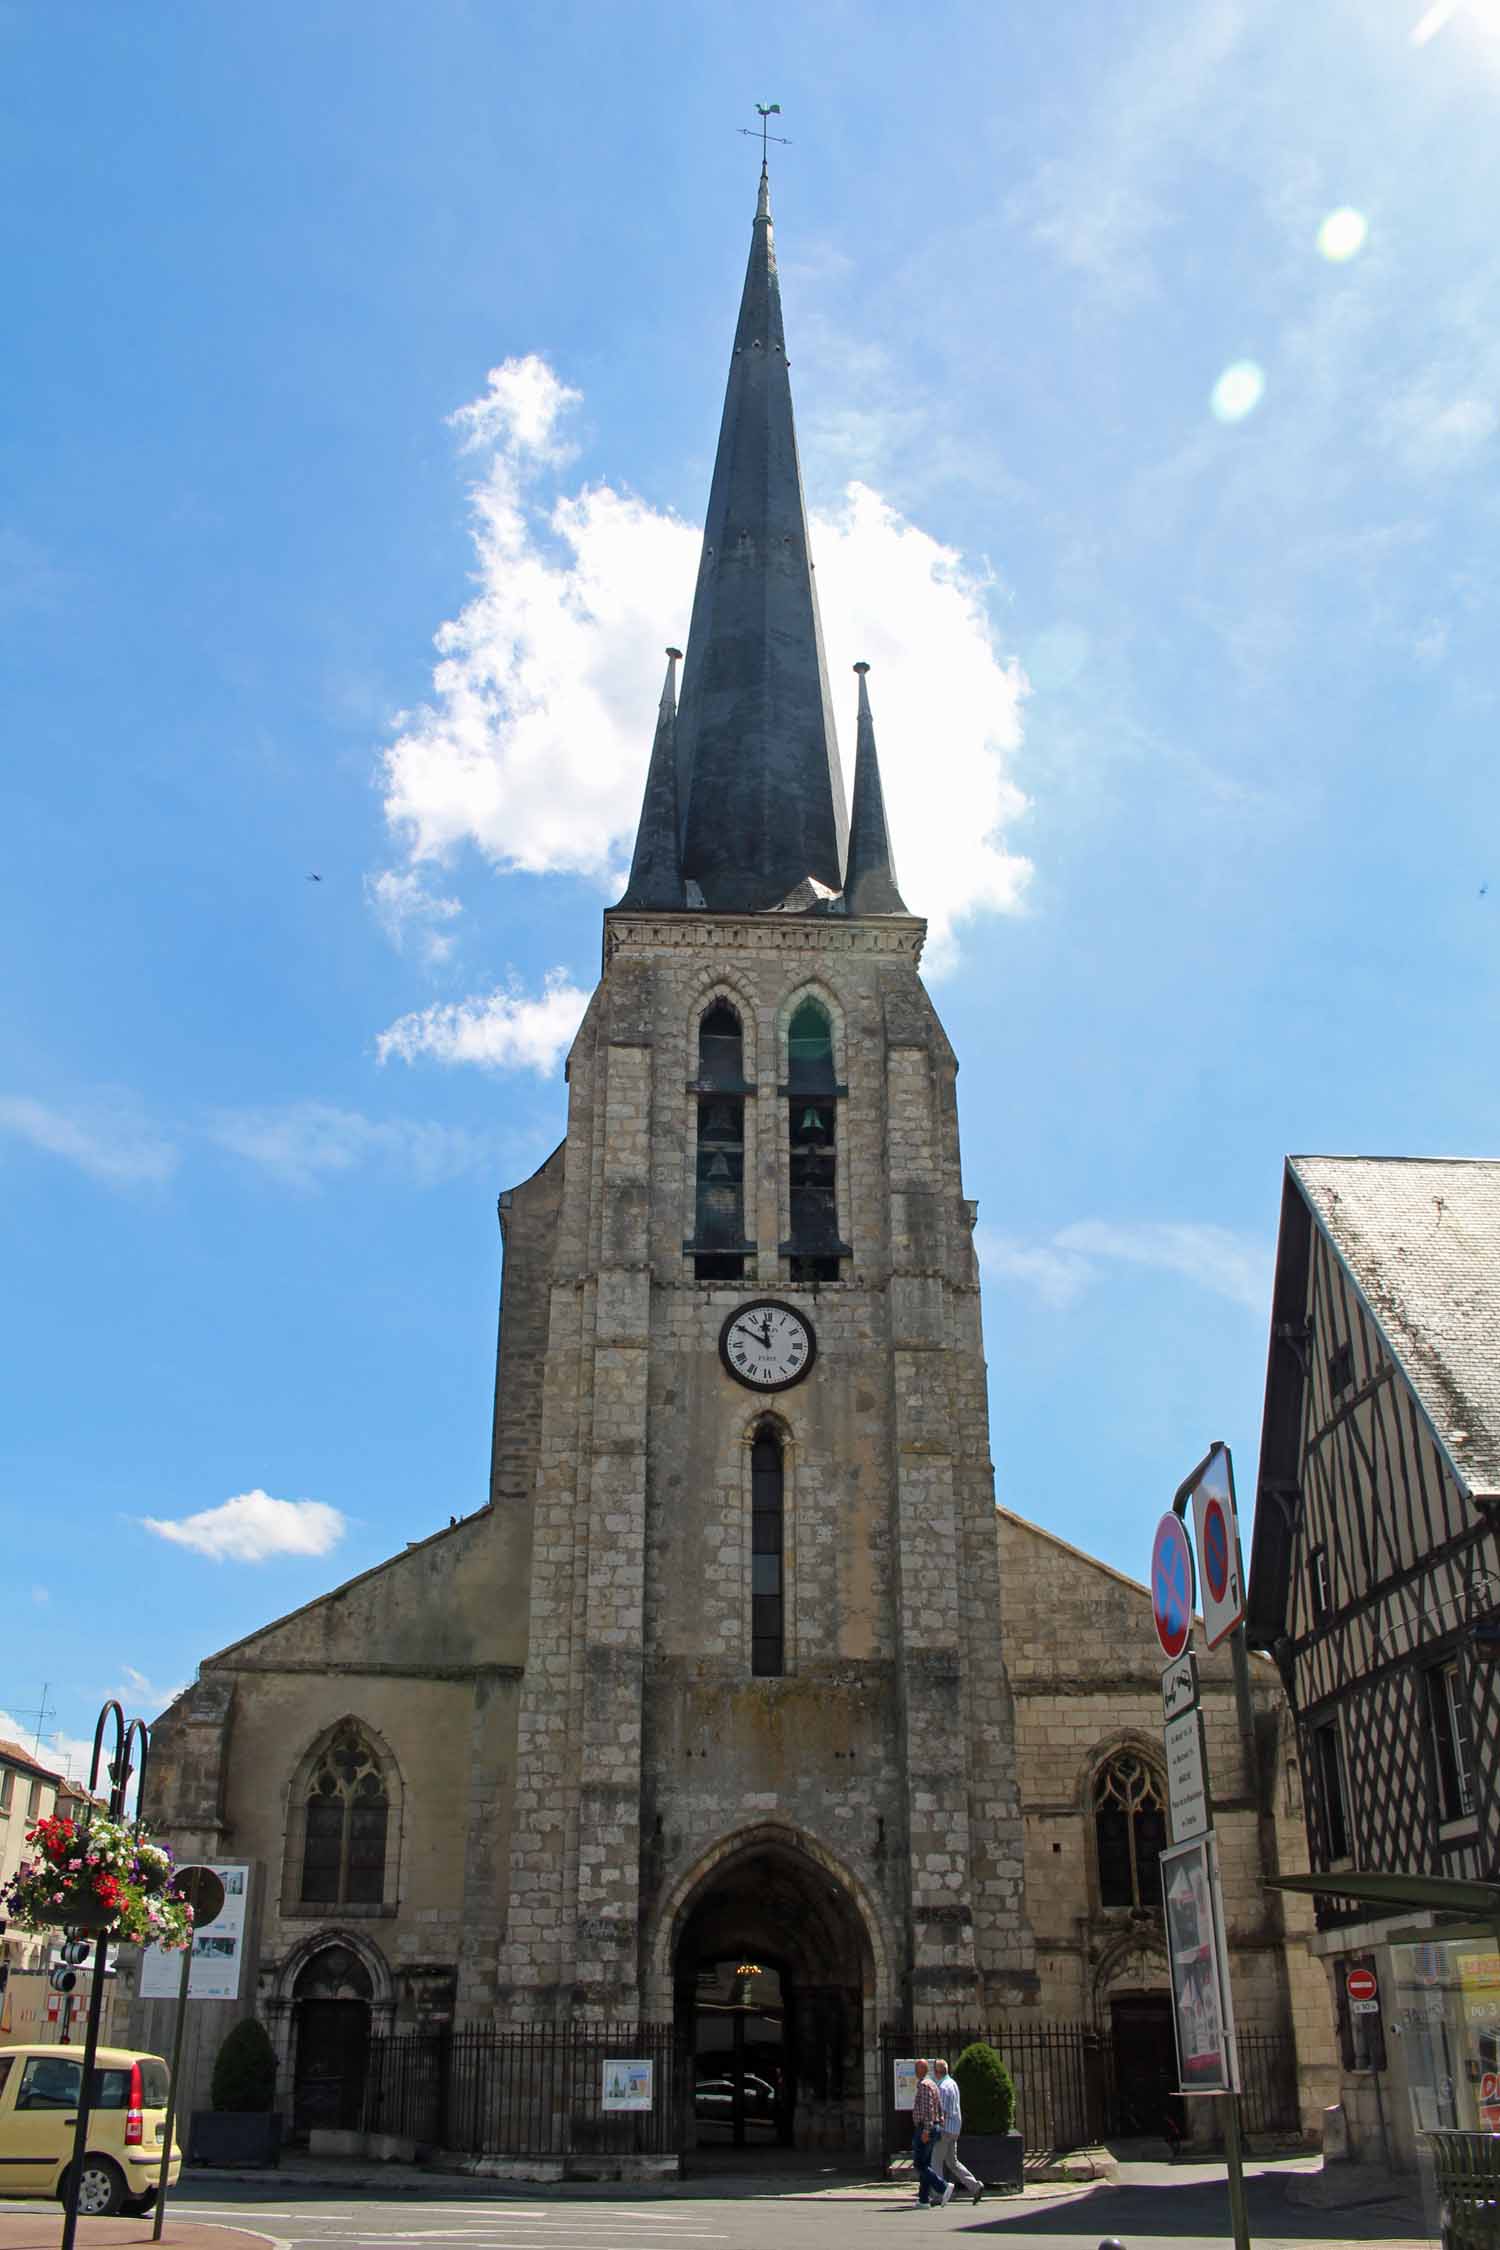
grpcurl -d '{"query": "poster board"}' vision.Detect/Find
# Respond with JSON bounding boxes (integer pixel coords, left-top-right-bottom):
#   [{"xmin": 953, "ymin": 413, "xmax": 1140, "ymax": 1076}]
[
  {"xmin": 892, "ymin": 2057, "xmax": 918, "ymax": 2111},
  {"xmin": 600, "ymin": 2059, "xmax": 653, "ymax": 2111},
  {"xmin": 1161, "ymin": 1833, "xmax": 1239, "ymax": 2094},
  {"xmin": 138, "ymin": 1863, "xmax": 250, "ymax": 2001}
]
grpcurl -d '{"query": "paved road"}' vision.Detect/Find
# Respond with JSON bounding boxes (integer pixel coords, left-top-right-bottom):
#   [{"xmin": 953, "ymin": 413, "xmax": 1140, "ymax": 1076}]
[{"xmin": 0, "ymin": 2161, "xmax": 1431, "ymax": 2250}]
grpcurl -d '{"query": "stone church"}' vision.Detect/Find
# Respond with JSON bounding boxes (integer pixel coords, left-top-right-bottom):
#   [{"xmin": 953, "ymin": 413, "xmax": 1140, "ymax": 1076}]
[{"xmin": 136, "ymin": 167, "xmax": 1331, "ymax": 2160}]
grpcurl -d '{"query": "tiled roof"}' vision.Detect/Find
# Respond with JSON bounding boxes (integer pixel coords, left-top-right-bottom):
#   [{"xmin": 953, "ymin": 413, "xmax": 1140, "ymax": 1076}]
[
  {"xmin": 0, "ymin": 1735, "xmax": 63, "ymax": 1785},
  {"xmin": 1292, "ymin": 1154, "xmax": 1500, "ymax": 1497}
]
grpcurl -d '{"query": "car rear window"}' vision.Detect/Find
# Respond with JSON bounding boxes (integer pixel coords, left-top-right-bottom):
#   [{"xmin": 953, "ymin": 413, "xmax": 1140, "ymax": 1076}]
[{"xmin": 136, "ymin": 2060, "xmax": 170, "ymax": 2109}]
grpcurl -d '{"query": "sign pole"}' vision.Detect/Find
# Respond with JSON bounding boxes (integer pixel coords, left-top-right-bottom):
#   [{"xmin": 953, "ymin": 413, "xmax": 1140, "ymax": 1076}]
[
  {"xmin": 1222, "ymin": 2083, "xmax": 1252, "ymax": 2250},
  {"xmin": 152, "ymin": 1866, "xmax": 226, "ymax": 2242}
]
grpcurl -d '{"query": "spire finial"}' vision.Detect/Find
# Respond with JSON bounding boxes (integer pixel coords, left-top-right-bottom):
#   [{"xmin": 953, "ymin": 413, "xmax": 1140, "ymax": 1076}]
[
  {"xmin": 617, "ymin": 645, "xmax": 686, "ymax": 910},
  {"xmin": 843, "ymin": 662, "xmax": 909, "ymax": 917},
  {"xmin": 738, "ymin": 102, "xmax": 789, "ymax": 211}
]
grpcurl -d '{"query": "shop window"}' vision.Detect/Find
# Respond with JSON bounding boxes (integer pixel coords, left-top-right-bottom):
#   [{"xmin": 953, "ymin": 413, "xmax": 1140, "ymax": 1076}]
[{"xmin": 1093, "ymin": 1751, "xmax": 1167, "ymax": 1909}]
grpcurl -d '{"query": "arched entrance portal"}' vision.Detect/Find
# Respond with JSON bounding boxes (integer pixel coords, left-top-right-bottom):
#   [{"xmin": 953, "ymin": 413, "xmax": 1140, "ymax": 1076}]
[
  {"xmin": 291, "ymin": 1943, "xmax": 373, "ymax": 2137},
  {"xmin": 672, "ymin": 1837, "xmax": 875, "ymax": 2152}
]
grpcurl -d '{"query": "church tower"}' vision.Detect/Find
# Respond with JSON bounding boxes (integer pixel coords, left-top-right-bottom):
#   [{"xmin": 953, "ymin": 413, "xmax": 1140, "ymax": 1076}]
[{"xmin": 483, "ymin": 166, "xmax": 1036, "ymax": 2132}]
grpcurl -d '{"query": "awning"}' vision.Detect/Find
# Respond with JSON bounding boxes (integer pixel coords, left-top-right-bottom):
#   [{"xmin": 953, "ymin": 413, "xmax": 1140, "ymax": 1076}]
[{"xmin": 1265, "ymin": 1871, "xmax": 1500, "ymax": 1918}]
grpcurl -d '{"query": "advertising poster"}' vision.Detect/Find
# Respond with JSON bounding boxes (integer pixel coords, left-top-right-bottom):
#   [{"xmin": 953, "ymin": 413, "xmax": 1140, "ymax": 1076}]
[
  {"xmin": 601, "ymin": 2059, "xmax": 653, "ymax": 2112},
  {"xmin": 1161, "ymin": 1835, "xmax": 1238, "ymax": 2094},
  {"xmin": 892, "ymin": 2058, "xmax": 918, "ymax": 2111},
  {"xmin": 139, "ymin": 1863, "xmax": 250, "ymax": 2001}
]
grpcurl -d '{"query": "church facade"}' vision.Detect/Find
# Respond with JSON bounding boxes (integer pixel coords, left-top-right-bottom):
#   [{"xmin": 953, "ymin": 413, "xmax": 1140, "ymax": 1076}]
[{"xmin": 135, "ymin": 169, "xmax": 1328, "ymax": 2160}]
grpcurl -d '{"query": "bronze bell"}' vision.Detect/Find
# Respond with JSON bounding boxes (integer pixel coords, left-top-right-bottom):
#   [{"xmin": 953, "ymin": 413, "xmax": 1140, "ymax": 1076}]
[
  {"xmin": 706, "ymin": 1154, "xmax": 732, "ymax": 1179},
  {"xmin": 799, "ymin": 1107, "xmax": 826, "ymax": 1135}
]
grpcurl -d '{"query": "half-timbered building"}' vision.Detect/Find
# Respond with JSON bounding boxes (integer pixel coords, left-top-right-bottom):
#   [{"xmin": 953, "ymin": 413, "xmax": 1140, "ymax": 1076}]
[{"xmin": 1246, "ymin": 1155, "xmax": 1500, "ymax": 2168}]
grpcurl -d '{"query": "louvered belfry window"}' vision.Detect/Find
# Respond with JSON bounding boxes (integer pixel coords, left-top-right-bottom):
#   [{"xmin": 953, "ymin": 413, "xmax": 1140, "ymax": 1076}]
[
  {"xmin": 695, "ymin": 1001, "xmax": 747, "ymax": 1281},
  {"xmin": 786, "ymin": 1000, "xmax": 840, "ymax": 1282},
  {"xmin": 300, "ymin": 1725, "xmax": 390, "ymax": 1906},
  {"xmin": 1094, "ymin": 1751, "xmax": 1167, "ymax": 1909}
]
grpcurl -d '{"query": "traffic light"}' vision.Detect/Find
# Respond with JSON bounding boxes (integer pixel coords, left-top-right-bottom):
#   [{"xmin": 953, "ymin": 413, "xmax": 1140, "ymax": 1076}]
[
  {"xmin": 49, "ymin": 1965, "xmax": 79, "ymax": 1994},
  {"xmin": 60, "ymin": 1941, "xmax": 91, "ymax": 1966},
  {"xmin": 49, "ymin": 1939, "xmax": 92, "ymax": 1993}
]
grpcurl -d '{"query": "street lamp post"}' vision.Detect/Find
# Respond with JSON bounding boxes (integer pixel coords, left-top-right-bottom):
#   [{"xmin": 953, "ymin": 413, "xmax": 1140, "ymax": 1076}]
[{"xmin": 58, "ymin": 1701, "xmax": 150, "ymax": 2250}]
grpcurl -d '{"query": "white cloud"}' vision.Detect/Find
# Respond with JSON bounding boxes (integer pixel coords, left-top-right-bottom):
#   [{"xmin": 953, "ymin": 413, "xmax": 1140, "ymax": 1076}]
[
  {"xmin": 978, "ymin": 1219, "xmax": 1271, "ymax": 1315},
  {"xmin": 0, "ymin": 1710, "xmax": 101, "ymax": 1790},
  {"xmin": 376, "ymin": 972, "xmax": 590, "ymax": 1076},
  {"xmin": 209, "ymin": 1102, "xmax": 489, "ymax": 1189},
  {"xmin": 375, "ymin": 358, "xmax": 1030, "ymax": 974},
  {"xmin": 0, "ymin": 1093, "xmax": 176, "ymax": 1186},
  {"xmin": 140, "ymin": 1490, "xmax": 348, "ymax": 1564},
  {"xmin": 365, "ymin": 869, "xmax": 462, "ymax": 964},
  {"xmin": 111, "ymin": 1664, "xmax": 186, "ymax": 1718}
]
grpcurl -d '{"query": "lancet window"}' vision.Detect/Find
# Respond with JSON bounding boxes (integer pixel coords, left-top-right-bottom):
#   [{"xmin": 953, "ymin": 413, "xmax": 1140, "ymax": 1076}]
[
  {"xmin": 751, "ymin": 1423, "xmax": 785, "ymax": 1677},
  {"xmin": 786, "ymin": 1000, "xmax": 841, "ymax": 1282},
  {"xmin": 300, "ymin": 1725, "xmax": 390, "ymax": 1907},
  {"xmin": 694, "ymin": 1001, "xmax": 749, "ymax": 1281},
  {"xmin": 1093, "ymin": 1750, "xmax": 1167, "ymax": 1910}
]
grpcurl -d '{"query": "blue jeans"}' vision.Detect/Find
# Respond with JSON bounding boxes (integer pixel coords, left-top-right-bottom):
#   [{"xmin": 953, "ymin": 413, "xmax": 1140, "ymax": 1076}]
[{"xmin": 912, "ymin": 2124, "xmax": 945, "ymax": 2203}]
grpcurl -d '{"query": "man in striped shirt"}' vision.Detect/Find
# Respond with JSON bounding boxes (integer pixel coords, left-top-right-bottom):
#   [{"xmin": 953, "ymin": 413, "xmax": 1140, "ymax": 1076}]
[{"xmin": 910, "ymin": 2059, "xmax": 950, "ymax": 2206}]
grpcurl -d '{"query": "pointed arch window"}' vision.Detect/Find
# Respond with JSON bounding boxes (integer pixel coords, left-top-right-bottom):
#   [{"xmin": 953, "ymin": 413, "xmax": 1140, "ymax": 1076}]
[
  {"xmin": 785, "ymin": 1000, "xmax": 842, "ymax": 1282},
  {"xmin": 693, "ymin": 1001, "xmax": 749, "ymax": 1281},
  {"xmin": 1094, "ymin": 1751, "xmax": 1167, "ymax": 1910},
  {"xmin": 300, "ymin": 1725, "xmax": 390, "ymax": 1907},
  {"xmin": 751, "ymin": 1423, "xmax": 785, "ymax": 1677}
]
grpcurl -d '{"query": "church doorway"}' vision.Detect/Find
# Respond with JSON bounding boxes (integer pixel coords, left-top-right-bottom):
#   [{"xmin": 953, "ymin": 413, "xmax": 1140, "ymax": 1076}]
[
  {"xmin": 1109, "ymin": 1993, "xmax": 1184, "ymax": 2144},
  {"xmin": 291, "ymin": 1944, "xmax": 373, "ymax": 2137},
  {"xmin": 672, "ymin": 1837, "xmax": 873, "ymax": 2153}
]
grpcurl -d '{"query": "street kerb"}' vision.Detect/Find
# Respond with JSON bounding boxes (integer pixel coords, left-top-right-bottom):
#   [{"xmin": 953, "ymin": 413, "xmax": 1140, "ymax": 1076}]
[{"xmin": 0, "ymin": 2220, "xmax": 280, "ymax": 2250}]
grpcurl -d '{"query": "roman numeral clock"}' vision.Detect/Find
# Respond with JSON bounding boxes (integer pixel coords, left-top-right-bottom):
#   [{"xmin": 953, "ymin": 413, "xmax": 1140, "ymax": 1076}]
[{"xmin": 718, "ymin": 1299, "xmax": 816, "ymax": 1392}]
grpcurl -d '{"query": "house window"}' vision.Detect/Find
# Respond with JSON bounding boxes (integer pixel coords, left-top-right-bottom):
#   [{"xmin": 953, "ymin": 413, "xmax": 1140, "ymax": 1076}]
[
  {"xmin": 26, "ymin": 1778, "xmax": 41, "ymax": 1819},
  {"xmin": 786, "ymin": 1000, "xmax": 842, "ymax": 1282},
  {"xmin": 750, "ymin": 1424, "xmax": 785, "ymax": 1678},
  {"xmin": 1309, "ymin": 1546, "xmax": 1331, "ymax": 1622},
  {"xmin": 1425, "ymin": 1659, "xmax": 1476, "ymax": 1824},
  {"xmin": 1314, "ymin": 1719, "xmax": 1351, "ymax": 1861},
  {"xmin": 300, "ymin": 1725, "xmax": 390, "ymax": 1906},
  {"xmin": 694, "ymin": 1002, "xmax": 747, "ymax": 1281},
  {"xmin": 1093, "ymin": 1751, "xmax": 1167, "ymax": 1909},
  {"xmin": 1328, "ymin": 1341, "xmax": 1354, "ymax": 1396},
  {"xmin": 0, "ymin": 1769, "xmax": 14, "ymax": 1812}
]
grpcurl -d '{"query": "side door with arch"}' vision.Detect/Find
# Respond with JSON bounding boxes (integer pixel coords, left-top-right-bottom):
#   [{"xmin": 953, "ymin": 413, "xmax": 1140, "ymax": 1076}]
[{"xmin": 291, "ymin": 1945, "xmax": 374, "ymax": 2136}]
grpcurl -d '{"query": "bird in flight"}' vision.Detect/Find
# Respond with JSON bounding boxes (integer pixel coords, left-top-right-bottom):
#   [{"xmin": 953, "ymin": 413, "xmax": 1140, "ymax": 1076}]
[{"xmin": 307, "ymin": 872, "xmax": 322, "ymax": 883}]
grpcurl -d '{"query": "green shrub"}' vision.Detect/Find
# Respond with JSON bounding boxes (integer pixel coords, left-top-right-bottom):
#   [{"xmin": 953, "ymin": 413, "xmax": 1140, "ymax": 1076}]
[
  {"xmin": 210, "ymin": 2017, "xmax": 277, "ymax": 2113},
  {"xmin": 953, "ymin": 2041, "xmax": 1016, "ymax": 2135}
]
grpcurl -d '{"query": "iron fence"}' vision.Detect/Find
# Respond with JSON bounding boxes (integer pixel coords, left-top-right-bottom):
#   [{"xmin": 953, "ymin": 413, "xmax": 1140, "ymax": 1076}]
[
  {"xmin": 878, "ymin": 2022, "xmax": 1302, "ymax": 2154},
  {"xmin": 362, "ymin": 2021, "xmax": 683, "ymax": 2158}
]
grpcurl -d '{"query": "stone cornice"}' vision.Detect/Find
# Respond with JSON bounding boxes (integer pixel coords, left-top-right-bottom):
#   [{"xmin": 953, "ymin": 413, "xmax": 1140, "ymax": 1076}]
[{"xmin": 603, "ymin": 910, "xmax": 926, "ymax": 968}]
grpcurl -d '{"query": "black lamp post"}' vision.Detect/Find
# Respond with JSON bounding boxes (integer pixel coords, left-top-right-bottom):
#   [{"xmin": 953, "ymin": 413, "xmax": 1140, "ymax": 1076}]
[{"xmin": 58, "ymin": 1700, "xmax": 150, "ymax": 2250}]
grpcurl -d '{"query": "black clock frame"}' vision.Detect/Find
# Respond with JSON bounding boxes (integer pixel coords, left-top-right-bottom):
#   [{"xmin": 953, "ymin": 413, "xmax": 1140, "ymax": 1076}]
[{"xmin": 718, "ymin": 1298, "xmax": 818, "ymax": 1393}]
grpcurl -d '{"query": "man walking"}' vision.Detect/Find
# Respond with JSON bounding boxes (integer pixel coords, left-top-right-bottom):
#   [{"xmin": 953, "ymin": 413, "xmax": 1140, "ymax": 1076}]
[
  {"xmin": 910, "ymin": 2059, "xmax": 949, "ymax": 2207},
  {"xmin": 932, "ymin": 2058, "xmax": 983, "ymax": 2205}
]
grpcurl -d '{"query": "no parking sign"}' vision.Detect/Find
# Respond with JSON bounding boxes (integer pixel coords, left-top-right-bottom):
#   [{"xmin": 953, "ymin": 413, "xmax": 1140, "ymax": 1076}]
[{"xmin": 1189, "ymin": 1445, "xmax": 1245, "ymax": 1649}]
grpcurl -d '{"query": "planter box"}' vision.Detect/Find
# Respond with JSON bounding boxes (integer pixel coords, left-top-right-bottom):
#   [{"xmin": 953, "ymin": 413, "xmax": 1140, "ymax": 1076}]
[
  {"xmin": 963, "ymin": 2129, "xmax": 1024, "ymax": 2191},
  {"xmin": 188, "ymin": 2112, "xmax": 283, "ymax": 2168}
]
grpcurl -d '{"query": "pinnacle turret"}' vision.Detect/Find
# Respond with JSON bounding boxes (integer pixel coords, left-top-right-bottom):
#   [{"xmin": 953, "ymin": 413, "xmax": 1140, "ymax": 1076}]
[
  {"xmin": 617, "ymin": 648, "xmax": 685, "ymax": 909},
  {"xmin": 842, "ymin": 663, "xmax": 908, "ymax": 916}
]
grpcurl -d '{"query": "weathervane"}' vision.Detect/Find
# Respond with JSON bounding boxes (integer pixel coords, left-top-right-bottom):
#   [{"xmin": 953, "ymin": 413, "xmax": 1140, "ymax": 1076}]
[{"xmin": 738, "ymin": 102, "xmax": 790, "ymax": 164}]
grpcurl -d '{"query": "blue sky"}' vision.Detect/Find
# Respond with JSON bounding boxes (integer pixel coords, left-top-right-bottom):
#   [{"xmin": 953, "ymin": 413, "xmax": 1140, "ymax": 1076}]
[{"xmin": 4, "ymin": 0, "xmax": 1497, "ymax": 1773}]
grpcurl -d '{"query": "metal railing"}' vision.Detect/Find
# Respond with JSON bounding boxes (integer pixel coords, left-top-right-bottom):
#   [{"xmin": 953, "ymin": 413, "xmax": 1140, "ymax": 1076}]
[{"xmin": 362, "ymin": 2021, "xmax": 683, "ymax": 2157}]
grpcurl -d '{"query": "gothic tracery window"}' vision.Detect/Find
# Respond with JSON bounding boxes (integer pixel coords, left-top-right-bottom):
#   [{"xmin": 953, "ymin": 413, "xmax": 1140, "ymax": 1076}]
[
  {"xmin": 300, "ymin": 1726, "xmax": 390, "ymax": 1907},
  {"xmin": 1093, "ymin": 1751, "xmax": 1167, "ymax": 1910}
]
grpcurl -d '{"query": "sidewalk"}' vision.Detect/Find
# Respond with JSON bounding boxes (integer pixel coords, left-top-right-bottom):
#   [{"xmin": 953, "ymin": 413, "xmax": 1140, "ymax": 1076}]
[{"xmin": 0, "ymin": 2223, "xmax": 268, "ymax": 2250}]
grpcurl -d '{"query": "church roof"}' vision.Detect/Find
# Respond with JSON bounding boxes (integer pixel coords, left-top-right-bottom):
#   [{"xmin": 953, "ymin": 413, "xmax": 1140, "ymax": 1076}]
[
  {"xmin": 842, "ymin": 663, "xmax": 908, "ymax": 915},
  {"xmin": 672, "ymin": 166, "xmax": 850, "ymax": 913}
]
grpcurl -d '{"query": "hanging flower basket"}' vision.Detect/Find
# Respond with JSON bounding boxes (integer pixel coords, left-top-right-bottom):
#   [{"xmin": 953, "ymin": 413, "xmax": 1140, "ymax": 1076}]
[{"xmin": 0, "ymin": 1813, "xmax": 195, "ymax": 1949}]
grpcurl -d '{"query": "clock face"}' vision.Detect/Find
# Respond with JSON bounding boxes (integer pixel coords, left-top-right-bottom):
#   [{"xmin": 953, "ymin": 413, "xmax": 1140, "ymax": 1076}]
[{"xmin": 719, "ymin": 1299, "xmax": 816, "ymax": 1392}]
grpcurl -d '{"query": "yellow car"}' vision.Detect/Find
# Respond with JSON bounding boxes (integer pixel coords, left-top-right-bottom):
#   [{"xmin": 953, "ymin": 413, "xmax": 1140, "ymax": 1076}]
[{"xmin": 0, "ymin": 2044, "xmax": 182, "ymax": 2216}]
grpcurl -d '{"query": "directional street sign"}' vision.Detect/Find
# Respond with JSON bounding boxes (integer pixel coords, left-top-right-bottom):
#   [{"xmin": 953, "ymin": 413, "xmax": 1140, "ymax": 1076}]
[
  {"xmin": 1151, "ymin": 1512, "xmax": 1195, "ymax": 1661},
  {"xmin": 1189, "ymin": 1445, "xmax": 1245, "ymax": 1649}
]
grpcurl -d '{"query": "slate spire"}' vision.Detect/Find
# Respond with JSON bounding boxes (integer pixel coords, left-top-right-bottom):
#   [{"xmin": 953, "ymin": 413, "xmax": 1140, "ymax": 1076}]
[
  {"xmin": 674, "ymin": 164, "xmax": 849, "ymax": 913},
  {"xmin": 842, "ymin": 663, "xmax": 909, "ymax": 915},
  {"xmin": 618, "ymin": 648, "xmax": 685, "ymax": 909}
]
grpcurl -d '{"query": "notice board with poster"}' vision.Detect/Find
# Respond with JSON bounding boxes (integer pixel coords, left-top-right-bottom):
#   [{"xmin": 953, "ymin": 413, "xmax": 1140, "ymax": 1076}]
[
  {"xmin": 139, "ymin": 1863, "xmax": 250, "ymax": 2001},
  {"xmin": 1161, "ymin": 1833, "xmax": 1239, "ymax": 2094}
]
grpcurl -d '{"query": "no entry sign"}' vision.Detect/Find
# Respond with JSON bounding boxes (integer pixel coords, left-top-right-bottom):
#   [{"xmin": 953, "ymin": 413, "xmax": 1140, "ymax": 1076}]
[
  {"xmin": 1151, "ymin": 1513, "xmax": 1195, "ymax": 1661},
  {"xmin": 1346, "ymin": 1966, "xmax": 1379, "ymax": 2010}
]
